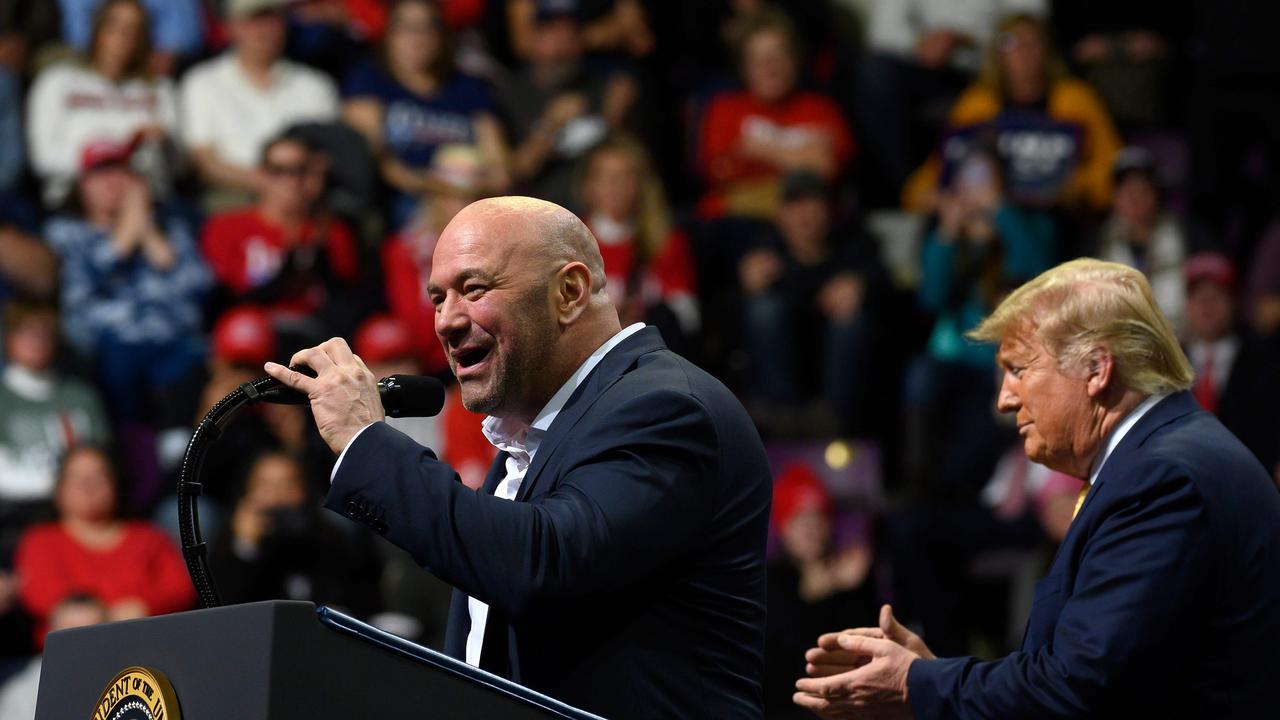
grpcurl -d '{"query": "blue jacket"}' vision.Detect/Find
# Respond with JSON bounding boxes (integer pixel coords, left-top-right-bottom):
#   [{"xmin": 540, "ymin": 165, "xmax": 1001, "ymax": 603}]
[
  {"xmin": 908, "ymin": 392, "xmax": 1280, "ymax": 718},
  {"xmin": 327, "ymin": 327, "xmax": 771, "ymax": 718}
]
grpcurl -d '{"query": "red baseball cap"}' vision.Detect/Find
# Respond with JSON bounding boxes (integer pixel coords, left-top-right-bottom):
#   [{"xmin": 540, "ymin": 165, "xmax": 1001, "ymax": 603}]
[
  {"xmin": 354, "ymin": 314, "xmax": 416, "ymax": 365},
  {"xmin": 1184, "ymin": 251, "xmax": 1237, "ymax": 289},
  {"xmin": 80, "ymin": 132, "xmax": 143, "ymax": 174},
  {"xmin": 212, "ymin": 306, "xmax": 276, "ymax": 366},
  {"xmin": 770, "ymin": 461, "xmax": 834, "ymax": 532}
]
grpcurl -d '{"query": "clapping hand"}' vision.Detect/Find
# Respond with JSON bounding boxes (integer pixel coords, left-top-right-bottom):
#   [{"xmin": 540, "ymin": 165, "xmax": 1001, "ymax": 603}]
[{"xmin": 793, "ymin": 605, "xmax": 933, "ymax": 718}]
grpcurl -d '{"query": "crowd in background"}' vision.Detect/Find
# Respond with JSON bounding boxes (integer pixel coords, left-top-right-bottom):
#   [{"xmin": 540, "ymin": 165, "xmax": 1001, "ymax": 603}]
[{"xmin": 0, "ymin": 0, "xmax": 1278, "ymax": 717}]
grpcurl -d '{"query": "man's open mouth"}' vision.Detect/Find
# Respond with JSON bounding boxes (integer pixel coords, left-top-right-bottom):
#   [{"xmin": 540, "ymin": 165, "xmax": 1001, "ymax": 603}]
[{"xmin": 454, "ymin": 346, "xmax": 491, "ymax": 370}]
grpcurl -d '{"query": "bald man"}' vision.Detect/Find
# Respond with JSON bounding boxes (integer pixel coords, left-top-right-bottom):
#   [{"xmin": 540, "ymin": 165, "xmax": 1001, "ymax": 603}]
[{"xmin": 266, "ymin": 197, "xmax": 771, "ymax": 718}]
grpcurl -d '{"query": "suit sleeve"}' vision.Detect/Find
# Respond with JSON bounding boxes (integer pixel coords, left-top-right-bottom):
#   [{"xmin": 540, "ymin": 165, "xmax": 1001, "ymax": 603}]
[
  {"xmin": 907, "ymin": 459, "xmax": 1213, "ymax": 719},
  {"xmin": 325, "ymin": 388, "xmax": 717, "ymax": 617}
]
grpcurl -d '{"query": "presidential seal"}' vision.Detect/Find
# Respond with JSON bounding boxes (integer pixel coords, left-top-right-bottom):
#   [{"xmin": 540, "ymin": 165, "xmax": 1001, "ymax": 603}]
[{"xmin": 91, "ymin": 667, "xmax": 181, "ymax": 720}]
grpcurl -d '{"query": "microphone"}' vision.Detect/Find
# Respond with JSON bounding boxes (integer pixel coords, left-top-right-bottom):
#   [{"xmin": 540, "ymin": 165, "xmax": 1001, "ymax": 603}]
[{"xmin": 250, "ymin": 370, "xmax": 447, "ymax": 418}]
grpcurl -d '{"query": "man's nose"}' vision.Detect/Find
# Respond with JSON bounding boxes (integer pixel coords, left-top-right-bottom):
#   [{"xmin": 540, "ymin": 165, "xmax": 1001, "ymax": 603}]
[
  {"xmin": 996, "ymin": 373, "xmax": 1019, "ymax": 413},
  {"xmin": 434, "ymin": 292, "xmax": 468, "ymax": 340}
]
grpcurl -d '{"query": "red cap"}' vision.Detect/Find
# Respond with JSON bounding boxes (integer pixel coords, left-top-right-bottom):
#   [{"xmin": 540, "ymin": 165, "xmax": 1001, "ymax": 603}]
[
  {"xmin": 212, "ymin": 306, "xmax": 276, "ymax": 366},
  {"xmin": 80, "ymin": 132, "xmax": 143, "ymax": 173},
  {"xmin": 771, "ymin": 461, "xmax": 833, "ymax": 532},
  {"xmin": 1184, "ymin": 251, "xmax": 1237, "ymax": 289},
  {"xmin": 354, "ymin": 314, "xmax": 416, "ymax": 365}
]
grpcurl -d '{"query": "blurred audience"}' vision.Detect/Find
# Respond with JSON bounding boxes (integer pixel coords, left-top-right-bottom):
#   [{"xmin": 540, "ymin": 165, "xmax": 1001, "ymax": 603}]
[
  {"xmin": 209, "ymin": 450, "xmax": 383, "ymax": 617},
  {"xmin": 14, "ymin": 445, "xmax": 193, "ymax": 646},
  {"xmin": 0, "ymin": 593, "xmax": 107, "ymax": 720},
  {"xmin": 903, "ymin": 12, "xmax": 1122, "ymax": 213},
  {"xmin": 578, "ymin": 135, "xmax": 698, "ymax": 354},
  {"xmin": 58, "ymin": 0, "xmax": 204, "ymax": 76},
  {"xmin": 0, "ymin": 301, "xmax": 109, "ymax": 558},
  {"xmin": 506, "ymin": 0, "xmax": 655, "ymax": 62},
  {"xmin": 764, "ymin": 462, "xmax": 876, "ymax": 718},
  {"xmin": 738, "ymin": 170, "xmax": 879, "ymax": 434},
  {"xmin": 1182, "ymin": 252, "xmax": 1280, "ymax": 474},
  {"xmin": 857, "ymin": 0, "xmax": 1046, "ymax": 200},
  {"xmin": 44, "ymin": 137, "xmax": 210, "ymax": 424},
  {"xmin": 496, "ymin": 4, "xmax": 637, "ymax": 208},
  {"xmin": 697, "ymin": 8, "xmax": 854, "ymax": 221},
  {"xmin": 179, "ymin": 0, "xmax": 338, "ymax": 206},
  {"xmin": 342, "ymin": 0, "xmax": 509, "ymax": 230},
  {"xmin": 27, "ymin": 0, "xmax": 180, "ymax": 208},
  {"xmin": 1092, "ymin": 146, "xmax": 1187, "ymax": 333},
  {"xmin": 200, "ymin": 133, "xmax": 360, "ymax": 343},
  {"xmin": 1050, "ymin": 0, "xmax": 1178, "ymax": 131},
  {"xmin": 0, "ymin": 224, "xmax": 57, "ymax": 303},
  {"xmin": 904, "ymin": 145, "xmax": 1054, "ymax": 498}
]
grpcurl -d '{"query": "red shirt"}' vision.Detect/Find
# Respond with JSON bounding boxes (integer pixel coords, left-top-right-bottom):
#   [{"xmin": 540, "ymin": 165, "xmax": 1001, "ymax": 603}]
[
  {"xmin": 697, "ymin": 90, "xmax": 854, "ymax": 218},
  {"xmin": 590, "ymin": 226, "xmax": 697, "ymax": 308},
  {"xmin": 381, "ymin": 231, "xmax": 449, "ymax": 374},
  {"xmin": 16, "ymin": 521, "xmax": 196, "ymax": 645},
  {"xmin": 201, "ymin": 209, "xmax": 361, "ymax": 316}
]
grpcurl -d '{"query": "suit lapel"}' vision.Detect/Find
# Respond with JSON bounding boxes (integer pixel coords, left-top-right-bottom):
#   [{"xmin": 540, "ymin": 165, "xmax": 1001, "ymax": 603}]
[
  {"xmin": 514, "ymin": 327, "xmax": 666, "ymax": 502},
  {"xmin": 482, "ymin": 451, "xmax": 508, "ymax": 495},
  {"xmin": 1072, "ymin": 391, "xmax": 1200, "ymax": 523}
]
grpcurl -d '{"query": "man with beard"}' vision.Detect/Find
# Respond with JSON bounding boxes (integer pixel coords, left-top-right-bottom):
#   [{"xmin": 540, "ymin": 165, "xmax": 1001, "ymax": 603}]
[{"xmin": 265, "ymin": 196, "xmax": 771, "ymax": 718}]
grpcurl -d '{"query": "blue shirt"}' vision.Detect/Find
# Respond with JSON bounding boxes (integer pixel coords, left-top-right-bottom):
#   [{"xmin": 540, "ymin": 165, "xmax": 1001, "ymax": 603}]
[{"xmin": 343, "ymin": 61, "xmax": 495, "ymax": 170}]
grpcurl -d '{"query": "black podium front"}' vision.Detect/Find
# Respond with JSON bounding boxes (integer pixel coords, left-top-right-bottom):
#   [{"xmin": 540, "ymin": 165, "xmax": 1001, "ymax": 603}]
[{"xmin": 35, "ymin": 600, "xmax": 601, "ymax": 719}]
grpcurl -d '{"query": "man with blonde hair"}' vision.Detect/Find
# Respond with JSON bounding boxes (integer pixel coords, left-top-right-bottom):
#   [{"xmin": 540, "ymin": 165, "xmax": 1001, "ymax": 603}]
[{"xmin": 796, "ymin": 258, "xmax": 1280, "ymax": 718}]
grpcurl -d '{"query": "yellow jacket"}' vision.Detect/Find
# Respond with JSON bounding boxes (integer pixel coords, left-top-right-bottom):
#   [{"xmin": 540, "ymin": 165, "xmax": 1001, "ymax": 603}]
[{"xmin": 903, "ymin": 78, "xmax": 1122, "ymax": 211}]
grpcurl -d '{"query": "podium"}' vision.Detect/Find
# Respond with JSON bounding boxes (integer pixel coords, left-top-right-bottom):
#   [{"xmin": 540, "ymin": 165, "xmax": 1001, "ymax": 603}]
[{"xmin": 35, "ymin": 600, "xmax": 601, "ymax": 719}]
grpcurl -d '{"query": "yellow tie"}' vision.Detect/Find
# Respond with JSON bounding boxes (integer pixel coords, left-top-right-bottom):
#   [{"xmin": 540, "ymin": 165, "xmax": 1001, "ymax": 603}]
[{"xmin": 1072, "ymin": 484, "xmax": 1090, "ymax": 520}]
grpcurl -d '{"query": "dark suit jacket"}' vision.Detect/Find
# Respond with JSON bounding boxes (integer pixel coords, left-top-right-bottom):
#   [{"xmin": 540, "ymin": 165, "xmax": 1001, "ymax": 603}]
[
  {"xmin": 326, "ymin": 327, "xmax": 772, "ymax": 718},
  {"xmin": 907, "ymin": 392, "xmax": 1280, "ymax": 718}
]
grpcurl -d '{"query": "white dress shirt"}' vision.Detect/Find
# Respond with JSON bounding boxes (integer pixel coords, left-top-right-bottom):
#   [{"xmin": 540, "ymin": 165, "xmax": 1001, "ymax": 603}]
[{"xmin": 1086, "ymin": 393, "xmax": 1167, "ymax": 489}]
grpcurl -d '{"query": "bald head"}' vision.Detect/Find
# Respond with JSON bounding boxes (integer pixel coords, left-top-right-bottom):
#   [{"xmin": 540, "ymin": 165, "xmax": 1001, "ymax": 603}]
[
  {"xmin": 428, "ymin": 196, "xmax": 622, "ymax": 423},
  {"xmin": 443, "ymin": 197, "xmax": 608, "ymax": 296}
]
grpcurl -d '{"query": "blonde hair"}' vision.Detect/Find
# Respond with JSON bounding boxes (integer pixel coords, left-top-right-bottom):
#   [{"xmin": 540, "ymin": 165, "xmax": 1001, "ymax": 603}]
[
  {"xmin": 968, "ymin": 258, "xmax": 1194, "ymax": 394},
  {"xmin": 578, "ymin": 134, "xmax": 673, "ymax": 265}
]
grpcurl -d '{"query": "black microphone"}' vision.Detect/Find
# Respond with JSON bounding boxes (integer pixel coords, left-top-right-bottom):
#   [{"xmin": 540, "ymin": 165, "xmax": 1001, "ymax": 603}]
[{"xmin": 251, "ymin": 370, "xmax": 446, "ymax": 418}]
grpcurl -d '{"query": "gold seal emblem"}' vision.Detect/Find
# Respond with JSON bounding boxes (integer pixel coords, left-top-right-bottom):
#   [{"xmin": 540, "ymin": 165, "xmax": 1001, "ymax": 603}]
[{"xmin": 90, "ymin": 666, "xmax": 181, "ymax": 720}]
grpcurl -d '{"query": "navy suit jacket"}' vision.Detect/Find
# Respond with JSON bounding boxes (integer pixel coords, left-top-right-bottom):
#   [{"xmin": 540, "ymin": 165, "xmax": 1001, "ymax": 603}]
[
  {"xmin": 908, "ymin": 392, "xmax": 1280, "ymax": 718},
  {"xmin": 326, "ymin": 327, "xmax": 771, "ymax": 718}
]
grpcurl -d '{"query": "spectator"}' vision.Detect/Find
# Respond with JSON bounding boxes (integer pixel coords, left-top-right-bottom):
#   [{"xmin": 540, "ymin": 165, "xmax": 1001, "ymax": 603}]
[
  {"xmin": 697, "ymin": 8, "xmax": 854, "ymax": 221},
  {"xmin": 1092, "ymin": 146, "xmax": 1187, "ymax": 334},
  {"xmin": 382, "ymin": 144, "xmax": 483, "ymax": 375},
  {"xmin": 342, "ymin": 0, "xmax": 509, "ymax": 230},
  {"xmin": 26, "ymin": 0, "xmax": 180, "ymax": 208},
  {"xmin": 0, "ymin": 593, "xmax": 107, "ymax": 720},
  {"xmin": 44, "ymin": 137, "xmax": 211, "ymax": 423},
  {"xmin": 495, "ymin": 3, "xmax": 638, "ymax": 208},
  {"xmin": 201, "ymin": 134, "xmax": 361, "ymax": 348},
  {"xmin": 179, "ymin": 0, "xmax": 338, "ymax": 207},
  {"xmin": 902, "ymin": 13, "xmax": 1122, "ymax": 213},
  {"xmin": 1182, "ymin": 252, "xmax": 1280, "ymax": 474},
  {"xmin": 764, "ymin": 462, "xmax": 876, "ymax": 718},
  {"xmin": 14, "ymin": 445, "xmax": 195, "ymax": 645},
  {"xmin": 209, "ymin": 450, "xmax": 383, "ymax": 617},
  {"xmin": 0, "ymin": 301, "xmax": 110, "ymax": 550},
  {"xmin": 578, "ymin": 135, "xmax": 698, "ymax": 353},
  {"xmin": 737, "ymin": 170, "xmax": 879, "ymax": 434},
  {"xmin": 1247, "ymin": 221, "xmax": 1280, "ymax": 340},
  {"xmin": 903, "ymin": 145, "xmax": 1055, "ymax": 498},
  {"xmin": 856, "ymin": 0, "xmax": 1047, "ymax": 200},
  {"xmin": 57, "ymin": 0, "xmax": 204, "ymax": 75},
  {"xmin": 1050, "ymin": 0, "xmax": 1178, "ymax": 131}
]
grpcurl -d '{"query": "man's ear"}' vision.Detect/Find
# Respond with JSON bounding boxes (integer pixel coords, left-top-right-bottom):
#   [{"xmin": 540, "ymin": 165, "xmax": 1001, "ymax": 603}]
[
  {"xmin": 556, "ymin": 261, "xmax": 593, "ymax": 325},
  {"xmin": 1083, "ymin": 346, "xmax": 1115, "ymax": 398}
]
